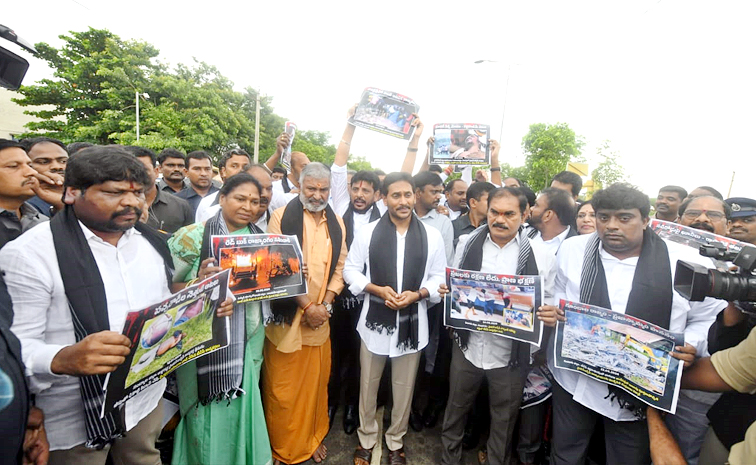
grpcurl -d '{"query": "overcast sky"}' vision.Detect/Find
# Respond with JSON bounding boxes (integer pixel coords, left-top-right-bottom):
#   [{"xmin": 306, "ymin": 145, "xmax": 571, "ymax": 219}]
[{"xmin": 7, "ymin": 0, "xmax": 756, "ymax": 197}]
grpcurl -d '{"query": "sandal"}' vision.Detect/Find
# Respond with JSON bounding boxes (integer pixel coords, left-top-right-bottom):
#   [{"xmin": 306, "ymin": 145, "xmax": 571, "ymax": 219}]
[
  {"xmin": 388, "ymin": 447, "xmax": 407, "ymax": 465},
  {"xmin": 353, "ymin": 445, "xmax": 372, "ymax": 465}
]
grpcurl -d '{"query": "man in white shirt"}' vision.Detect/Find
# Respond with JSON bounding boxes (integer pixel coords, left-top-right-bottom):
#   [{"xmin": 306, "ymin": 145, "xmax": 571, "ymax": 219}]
[
  {"xmin": 0, "ymin": 147, "xmax": 230, "ymax": 464},
  {"xmin": 538, "ymin": 183, "xmax": 725, "ymax": 464},
  {"xmin": 328, "ymin": 111, "xmax": 385, "ymax": 434},
  {"xmin": 526, "ymin": 187, "xmax": 577, "ymax": 255},
  {"xmin": 443, "ymin": 179, "xmax": 468, "ymax": 221},
  {"xmin": 439, "ymin": 187, "xmax": 557, "ymax": 465},
  {"xmin": 344, "ymin": 172, "xmax": 446, "ymax": 465}
]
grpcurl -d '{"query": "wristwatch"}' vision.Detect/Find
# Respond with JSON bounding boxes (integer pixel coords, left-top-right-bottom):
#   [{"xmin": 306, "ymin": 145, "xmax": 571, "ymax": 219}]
[{"xmin": 323, "ymin": 302, "xmax": 333, "ymax": 316}]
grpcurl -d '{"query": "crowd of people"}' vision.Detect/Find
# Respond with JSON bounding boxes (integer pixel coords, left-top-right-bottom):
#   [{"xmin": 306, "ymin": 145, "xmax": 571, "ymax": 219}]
[{"xmin": 1, "ymin": 109, "xmax": 756, "ymax": 465}]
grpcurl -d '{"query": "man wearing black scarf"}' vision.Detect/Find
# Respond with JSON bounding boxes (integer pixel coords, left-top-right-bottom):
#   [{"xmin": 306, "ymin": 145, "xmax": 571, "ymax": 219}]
[
  {"xmin": 439, "ymin": 187, "xmax": 557, "ymax": 465},
  {"xmin": 538, "ymin": 183, "xmax": 725, "ymax": 465},
  {"xmin": 344, "ymin": 172, "xmax": 446, "ymax": 465}
]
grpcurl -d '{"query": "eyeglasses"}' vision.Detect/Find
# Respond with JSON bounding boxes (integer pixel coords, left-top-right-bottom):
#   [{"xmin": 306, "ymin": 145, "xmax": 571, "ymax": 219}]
[{"xmin": 682, "ymin": 209, "xmax": 726, "ymax": 221}]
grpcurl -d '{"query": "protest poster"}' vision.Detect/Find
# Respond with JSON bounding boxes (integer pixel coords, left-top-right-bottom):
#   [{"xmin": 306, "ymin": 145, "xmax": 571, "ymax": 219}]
[
  {"xmin": 650, "ymin": 219, "xmax": 747, "ymax": 269},
  {"xmin": 431, "ymin": 123, "xmax": 491, "ymax": 166},
  {"xmin": 281, "ymin": 121, "xmax": 296, "ymax": 171},
  {"xmin": 553, "ymin": 299, "xmax": 685, "ymax": 413},
  {"xmin": 211, "ymin": 234, "xmax": 307, "ymax": 303},
  {"xmin": 349, "ymin": 87, "xmax": 419, "ymax": 140},
  {"xmin": 444, "ymin": 267, "xmax": 543, "ymax": 346},
  {"xmin": 103, "ymin": 269, "xmax": 231, "ymax": 414}
]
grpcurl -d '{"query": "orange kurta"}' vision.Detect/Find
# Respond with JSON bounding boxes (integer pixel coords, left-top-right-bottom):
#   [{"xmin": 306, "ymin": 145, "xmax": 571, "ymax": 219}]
[{"xmin": 262, "ymin": 205, "xmax": 347, "ymax": 463}]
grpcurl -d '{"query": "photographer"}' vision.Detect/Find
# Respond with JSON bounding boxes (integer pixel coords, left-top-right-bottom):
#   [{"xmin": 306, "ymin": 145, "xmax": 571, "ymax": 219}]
[{"xmin": 681, "ymin": 323, "xmax": 756, "ymax": 465}]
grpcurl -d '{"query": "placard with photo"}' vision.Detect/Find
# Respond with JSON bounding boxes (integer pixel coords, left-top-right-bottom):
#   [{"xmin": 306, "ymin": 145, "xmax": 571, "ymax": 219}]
[
  {"xmin": 349, "ymin": 87, "xmax": 419, "ymax": 140},
  {"xmin": 431, "ymin": 123, "xmax": 490, "ymax": 166}
]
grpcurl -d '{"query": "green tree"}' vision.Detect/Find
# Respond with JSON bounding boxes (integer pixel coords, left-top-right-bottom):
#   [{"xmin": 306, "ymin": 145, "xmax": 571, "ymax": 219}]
[
  {"xmin": 591, "ymin": 140, "xmax": 626, "ymax": 191},
  {"xmin": 521, "ymin": 122, "xmax": 584, "ymax": 190},
  {"xmin": 500, "ymin": 162, "xmax": 530, "ymax": 184},
  {"xmin": 347, "ymin": 155, "xmax": 374, "ymax": 171}
]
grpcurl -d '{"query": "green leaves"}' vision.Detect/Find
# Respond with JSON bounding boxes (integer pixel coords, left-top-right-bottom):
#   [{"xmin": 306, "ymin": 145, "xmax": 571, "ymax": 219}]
[{"xmin": 521, "ymin": 122, "xmax": 585, "ymax": 190}]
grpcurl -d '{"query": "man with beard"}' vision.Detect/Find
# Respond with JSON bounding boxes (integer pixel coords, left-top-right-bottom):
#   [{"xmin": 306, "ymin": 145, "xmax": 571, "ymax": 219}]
[
  {"xmin": 551, "ymin": 171, "xmax": 582, "ymax": 201},
  {"xmin": 726, "ymin": 197, "xmax": 756, "ymax": 245},
  {"xmin": 157, "ymin": 148, "xmax": 188, "ymax": 194},
  {"xmin": 444, "ymin": 179, "xmax": 468, "ymax": 221},
  {"xmin": 538, "ymin": 183, "xmax": 724, "ymax": 465},
  {"xmin": 527, "ymin": 187, "xmax": 577, "ymax": 255},
  {"xmin": 678, "ymin": 195, "xmax": 730, "ymax": 236},
  {"xmin": 655, "ymin": 185, "xmax": 687, "ymax": 222},
  {"xmin": 327, "ymin": 111, "xmax": 385, "ymax": 434},
  {"xmin": 263, "ymin": 162, "xmax": 347, "ymax": 464},
  {"xmin": 0, "ymin": 139, "xmax": 48, "ymax": 249},
  {"xmin": 439, "ymin": 187, "xmax": 556, "ymax": 465},
  {"xmin": 22, "ymin": 137, "xmax": 69, "ymax": 217},
  {"xmin": 0, "ymin": 146, "xmax": 231, "ymax": 464},
  {"xmin": 344, "ymin": 172, "xmax": 446, "ymax": 465}
]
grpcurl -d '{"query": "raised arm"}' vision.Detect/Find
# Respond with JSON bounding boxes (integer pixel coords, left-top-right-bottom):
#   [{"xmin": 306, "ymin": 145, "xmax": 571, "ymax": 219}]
[
  {"xmin": 334, "ymin": 104, "xmax": 358, "ymax": 168},
  {"xmin": 489, "ymin": 139, "xmax": 502, "ymax": 187},
  {"xmin": 264, "ymin": 132, "xmax": 291, "ymax": 172},
  {"xmin": 400, "ymin": 115, "xmax": 424, "ymax": 174}
]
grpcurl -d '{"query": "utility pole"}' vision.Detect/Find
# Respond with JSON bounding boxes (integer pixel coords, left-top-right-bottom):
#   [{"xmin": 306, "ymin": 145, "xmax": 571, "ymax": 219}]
[
  {"xmin": 728, "ymin": 171, "xmax": 735, "ymax": 198},
  {"xmin": 254, "ymin": 88, "xmax": 261, "ymax": 163},
  {"xmin": 136, "ymin": 90, "xmax": 140, "ymax": 141}
]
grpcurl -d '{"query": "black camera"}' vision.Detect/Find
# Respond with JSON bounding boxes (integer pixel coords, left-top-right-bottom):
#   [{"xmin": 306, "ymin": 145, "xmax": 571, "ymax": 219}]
[{"xmin": 674, "ymin": 243, "xmax": 756, "ymax": 302}]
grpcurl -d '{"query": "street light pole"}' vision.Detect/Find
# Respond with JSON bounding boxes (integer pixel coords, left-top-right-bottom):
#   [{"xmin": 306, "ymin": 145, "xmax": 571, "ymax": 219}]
[
  {"xmin": 135, "ymin": 90, "xmax": 140, "ymax": 141},
  {"xmin": 474, "ymin": 60, "xmax": 513, "ymax": 140},
  {"xmin": 254, "ymin": 88, "xmax": 261, "ymax": 163}
]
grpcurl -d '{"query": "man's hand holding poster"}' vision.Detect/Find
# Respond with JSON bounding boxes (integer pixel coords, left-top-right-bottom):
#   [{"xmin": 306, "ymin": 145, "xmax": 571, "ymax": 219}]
[
  {"xmin": 444, "ymin": 267, "xmax": 544, "ymax": 346},
  {"xmin": 431, "ymin": 123, "xmax": 491, "ymax": 166},
  {"xmin": 211, "ymin": 234, "xmax": 307, "ymax": 303},
  {"xmin": 553, "ymin": 299, "xmax": 685, "ymax": 414},
  {"xmin": 103, "ymin": 269, "xmax": 231, "ymax": 414},
  {"xmin": 349, "ymin": 87, "xmax": 419, "ymax": 140}
]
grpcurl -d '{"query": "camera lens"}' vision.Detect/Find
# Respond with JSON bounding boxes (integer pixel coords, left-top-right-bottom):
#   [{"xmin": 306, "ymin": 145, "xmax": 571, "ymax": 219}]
[{"xmin": 708, "ymin": 270, "xmax": 756, "ymax": 302}]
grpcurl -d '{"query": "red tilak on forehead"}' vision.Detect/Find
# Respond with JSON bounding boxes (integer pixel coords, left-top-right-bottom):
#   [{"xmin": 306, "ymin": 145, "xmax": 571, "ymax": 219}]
[
  {"xmin": 130, "ymin": 181, "xmax": 135, "ymax": 190},
  {"xmin": 357, "ymin": 181, "xmax": 365, "ymax": 190},
  {"xmin": 317, "ymin": 182, "xmax": 322, "ymax": 188}
]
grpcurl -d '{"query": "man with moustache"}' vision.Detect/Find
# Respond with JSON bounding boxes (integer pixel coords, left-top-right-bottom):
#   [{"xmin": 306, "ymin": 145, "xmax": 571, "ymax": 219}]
[
  {"xmin": 439, "ymin": 187, "xmax": 556, "ymax": 465},
  {"xmin": 0, "ymin": 146, "xmax": 229, "ymax": 464},
  {"xmin": 655, "ymin": 185, "xmax": 687, "ymax": 222},
  {"xmin": 22, "ymin": 137, "xmax": 69, "ymax": 217},
  {"xmin": 192, "ymin": 148, "xmax": 252, "ymax": 222},
  {"xmin": 0, "ymin": 139, "xmax": 48, "ymax": 249},
  {"xmin": 726, "ymin": 197, "xmax": 756, "ymax": 245},
  {"xmin": 176, "ymin": 151, "xmax": 219, "ymax": 213},
  {"xmin": 678, "ymin": 195, "xmax": 730, "ymax": 236},
  {"xmin": 263, "ymin": 162, "xmax": 347, "ymax": 465},
  {"xmin": 527, "ymin": 187, "xmax": 577, "ymax": 255},
  {"xmin": 344, "ymin": 172, "xmax": 446, "ymax": 465},
  {"xmin": 444, "ymin": 179, "xmax": 468, "ymax": 221},
  {"xmin": 157, "ymin": 148, "xmax": 188, "ymax": 194},
  {"xmin": 327, "ymin": 111, "xmax": 385, "ymax": 433}
]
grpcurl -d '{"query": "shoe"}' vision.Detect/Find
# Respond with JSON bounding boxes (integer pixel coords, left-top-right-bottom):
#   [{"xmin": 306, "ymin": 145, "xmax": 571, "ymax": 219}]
[
  {"xmin": 388, "ymin": 447, "xmax": 407, "ymax": 465},
  {"xmin": 422, "ymin": 405, "xmax": 441, "ymax": 428},
  {"xmin": 353, "ymin": 445, "xmax": 372, "ymax": 465},
  {"xmin": 408, "ymin": 409, "xmax": 424, "ymax": 432},
  {"xmin": 328, "ymin": 405, "xmax": 337, "ymax": 429},
  {"xmin": 343, "ymin": 405, "xmax": 359, "ymax": 435}
]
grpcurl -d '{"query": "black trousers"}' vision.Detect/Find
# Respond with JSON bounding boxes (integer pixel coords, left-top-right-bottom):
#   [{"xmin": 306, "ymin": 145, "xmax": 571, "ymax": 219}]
[
  {"xmin": 441, "ymin": 344, "xmax": 524, "ymax": 465},
  {"xmin": 328, "ymin": 299, "xmax": 361, "ymax": 407},
  {"xmin": 550, "ymin": 381, "xmax": 650, "ymax": 465}
]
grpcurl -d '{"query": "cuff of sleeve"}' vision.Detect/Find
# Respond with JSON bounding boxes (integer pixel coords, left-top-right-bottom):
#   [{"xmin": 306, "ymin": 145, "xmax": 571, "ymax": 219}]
[
  {"xmin": 348, "ymin": 275, "xmax": 370, "ymax": 296},
  {"xmin": 32, "ymin": 344, "xmax": 69, "ymax": 377},
  {"xmin": 331, "ymin": 163, "xmax": 347, "ymax": 172}
]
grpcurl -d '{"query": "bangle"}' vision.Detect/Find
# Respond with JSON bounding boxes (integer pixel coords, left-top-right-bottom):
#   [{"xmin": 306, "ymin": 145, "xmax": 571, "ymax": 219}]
[
  {"xmin": 407, "ymin": 147, "xmax": 418, "ymax": 152},
  {"xmin": 340, "ymin": 139, "xmax": 350, "ymax": 146},
  {"xmin": 490, "ymin": 167, "xmax": 501, "ymax": 172},
  {"xmin": 302, "ymin": 301, "xmax": 313, "ymax": 313}
]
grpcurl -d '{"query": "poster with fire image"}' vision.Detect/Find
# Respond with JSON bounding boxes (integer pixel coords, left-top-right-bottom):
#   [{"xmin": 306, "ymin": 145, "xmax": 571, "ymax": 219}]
[{"xmin": 211, "ymin": 234, "xmax": 307, "ymax": 303}]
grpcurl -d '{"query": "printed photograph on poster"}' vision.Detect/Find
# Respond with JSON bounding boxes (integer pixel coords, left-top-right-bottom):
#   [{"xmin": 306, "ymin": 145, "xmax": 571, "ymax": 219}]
[
  {"xmin": 431, "ymin": 123, "xmax": 490, "ymax": 166},
  {"xmin": 281, "ymin": 121, "xmax": 296, "ymax": 171},
  {"xmin": 103, "ymin": 270, "xmax": 231, "ymax": 414},
  {"xmin": 211, "ymin": 234, "xmax": 307, "ymax": 303},
  {"xmin": 650, "ymin": 219, "xmax": 747, "ymax": 268},
  {"xmin": 553, "ymin": 299, "xmax": 685, "ymax": 413},
  {"xmin": 521, "ymin": 366, "xmax": 555, "ymax": 409},
  {"xmin": 444, "ymin": 267, "xmax": 543, "ymax": 346},
  {"xmin": 349, "ymin": 87, "xmax": 419, "ymax": 140}
]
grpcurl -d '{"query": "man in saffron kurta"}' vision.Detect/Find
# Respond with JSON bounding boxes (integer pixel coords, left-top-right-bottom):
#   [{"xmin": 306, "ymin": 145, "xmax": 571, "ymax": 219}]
[{"xmin": 262, "ymin": 162, "xmax": 347, "ymax": 464}]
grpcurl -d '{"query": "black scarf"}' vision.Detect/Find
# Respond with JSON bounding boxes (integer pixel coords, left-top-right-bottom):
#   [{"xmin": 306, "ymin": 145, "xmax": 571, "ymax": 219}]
[
  {"xmin": 579, "ymin": 228, "xmax": 673, "ymax": 418},
  {"xmin": 197, "ymin": 210, "xmax": 262, "ymax": 404},
  {"xmin": 49, "ymin": 206, "xmax": 173, "ymax": 449},
  {"xmin": 455, "ymin": 225, "xmax": 539, "ymax": 369},
  {"xmin": 343, "ymin": 203, "xmax": 382, "ymax": 248},
  {"xmin": 269, "ymin": 196, "xmax": 342, "ymax": 324},
  {"xmin": 366, "ymin": 213, "xmax": 428, "ymax": 351}
]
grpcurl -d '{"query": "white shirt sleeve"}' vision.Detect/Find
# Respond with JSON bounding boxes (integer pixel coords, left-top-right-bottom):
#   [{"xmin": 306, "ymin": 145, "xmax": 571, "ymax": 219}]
[
  {"xmin": 344, "ymin": 222, "xmax": 374, "ymax": 295},
  {"xmin": 422, "ymin": 227, "xmax": 448, "ymax": 304},
  {"xmin": 330, "ymin": 163, "xmax": 350, "ymax": 216}
]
